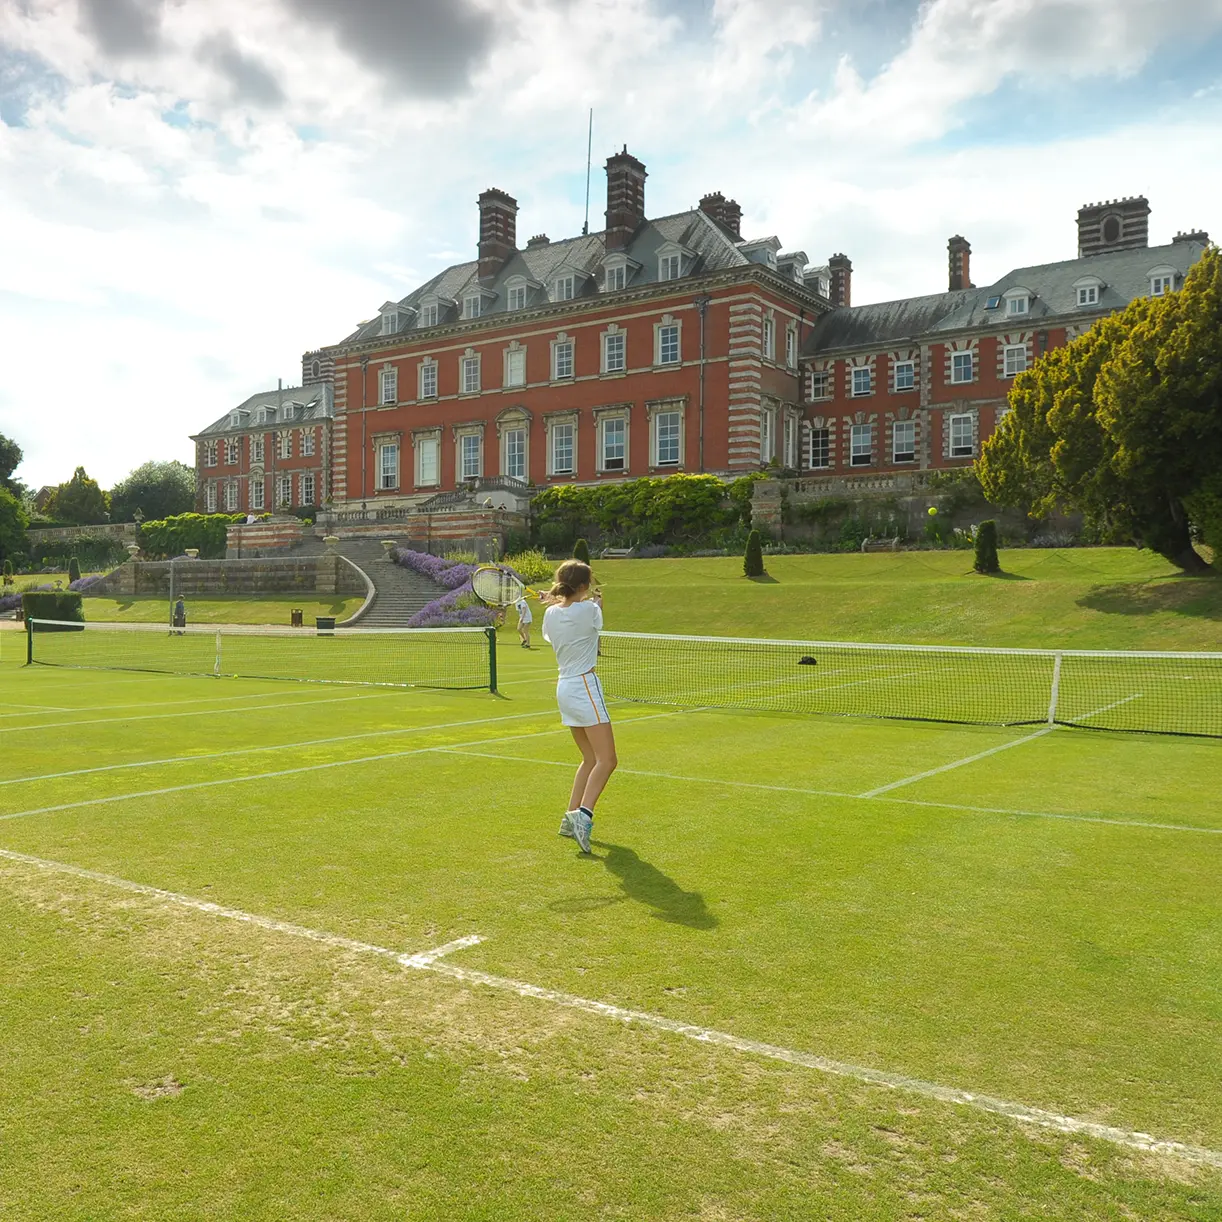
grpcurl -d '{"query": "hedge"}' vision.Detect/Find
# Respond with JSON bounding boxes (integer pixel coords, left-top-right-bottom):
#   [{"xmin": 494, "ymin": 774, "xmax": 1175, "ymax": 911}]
[
  {"xmin": 139, "ymin": 513, "xmax": 245, "ymax": 559},
  {"xmin": 22, "ymin": 590, "xmax": 84, "ymax": 628}
]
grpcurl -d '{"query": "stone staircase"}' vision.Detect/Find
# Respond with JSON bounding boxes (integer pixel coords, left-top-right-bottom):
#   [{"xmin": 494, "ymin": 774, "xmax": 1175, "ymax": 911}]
[{"xmin": 333, "ymin": 538, "xmax": 446, "ymax": 628}]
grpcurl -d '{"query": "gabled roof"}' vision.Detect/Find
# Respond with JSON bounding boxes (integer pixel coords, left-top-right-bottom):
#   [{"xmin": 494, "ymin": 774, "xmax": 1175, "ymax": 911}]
[
  {"xmin": 192, "ymin": 383, "xmax": 334, "ymax": 439},
  {"xmin": 804, "ymin": 239, "xmax": 1209, "ymax": 356}
]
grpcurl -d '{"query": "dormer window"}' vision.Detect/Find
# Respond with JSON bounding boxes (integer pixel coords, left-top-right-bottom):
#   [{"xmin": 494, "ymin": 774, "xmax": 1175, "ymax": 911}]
[
  {"xmin": 659, "ymin": 253, "xmax": 680, "ymax": 281},
  {"xmin": 606, "ymin": 264, "xmax": 626, "ymax": 291},
  {"xmin": 229, "ymin": 412, "xmax": 242, "ymax": 428},
  {"xmin": 1006, "ymin": 294, "xmax": 1029, "ymax": 316},
  {"xmin": 463, "ymin": 293, "xmax": 482, "ymax": 320},
  {"xmin": 1148, "ymin": 267, "xmax": 1177, "ymax": 297},
  {"xmin": 507, "ymin": 285, "xmax": 527, "ymax": 310},
  {"xmin": 553, "ymin": 275, "xmax": 575, "ymax": 301},
  {"xmin": 419, "ymin": 303, "xmax": 438, "ymax": 328},
  {"xmin": 381, "ymin": 311, "xmax": 399, "ymax": 335},
  {"xmin": 1078, "ymin": 286, "xmax": 1098, "ymax": 306},
  {"xmin": 601, "ymin": 254, "xmax": 639, "ymax": 293}
]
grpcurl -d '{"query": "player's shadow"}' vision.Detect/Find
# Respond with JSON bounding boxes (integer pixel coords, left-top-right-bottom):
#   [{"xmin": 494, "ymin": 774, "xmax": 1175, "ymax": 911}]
[{"xmin": 595, "ymin": 843, "xmax": 718, "ymax": 930}]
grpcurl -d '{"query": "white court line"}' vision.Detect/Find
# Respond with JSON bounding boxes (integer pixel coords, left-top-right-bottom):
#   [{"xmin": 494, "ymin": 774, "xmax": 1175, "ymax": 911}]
[
  {"xmin": 1068, "ymin": 693, "xmax": 1143, "ymax": 722},
  {"xmin": 0, "ymin": 709, "xmax": 685, "ymax": 823},
  {"xmin": 859, "ymin": 728, "xmax": 1054, "ymax": 798},
  {"xmin": 439, "ymin": 749, "xmax": 1222, "ymax": 837},
  {"xmin": 0, "ymin": 704, "xmax": 72, "ymax": 717},
  {"xmin": 1, "ymin": 846, "xmax": 1217, "ymax": 1172},
  {"xmin": 0, "ymin": 688, "xmax": 326, "ymax": 719}
]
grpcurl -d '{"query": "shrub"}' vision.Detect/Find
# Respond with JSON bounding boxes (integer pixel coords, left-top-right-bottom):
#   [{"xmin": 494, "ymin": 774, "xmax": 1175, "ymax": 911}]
[
  {"xmin": 22, "ymin": 590, "xmax": 84, "ymax": 627},
  {"xmin": 391, "ymin": 549, "xmax": 477, "ymax": 589},
  {"xmin": 2, "ymin": 558, "xmax": 12, "ymax": 577},
  {"xmin": 33, "ymin": 535, "xmax": 128, "ymax": 571},
  {"xmin": 572, "ymin": 537, "xmax": 590, "ymax": 564},
  {"xmin": 744, "ymin": 529, "xmax": 764, "ymax": 577},
  {"xmin": 503, "ymin": 549, "xmax": 552, "ymax": 584},
  {"xmin": 443, "ymin": 549, "xmax": 479, "ymax": 565},
  {"xmin": 973, "ymin": 520, "xmax": 1001, "ymax": 573},
  {"xmin": 67, "ymin": 556, "xmax": 81, "ymax": 582},
  {"xmin": 139, "ymin": 512, "xmax": 244, "ymax": 559}
]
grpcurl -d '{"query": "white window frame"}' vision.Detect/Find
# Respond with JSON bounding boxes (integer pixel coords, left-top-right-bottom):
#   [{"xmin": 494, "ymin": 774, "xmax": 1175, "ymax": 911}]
[
  {"xmin": 809, "ymin": 427, "xmax": 830, "ymax": 470},
  {"xmin": 224, "ymin": 481, "xmax": 239, "ymax": 512},
  {"xmin": 951, "ymin": 351, "xmax": 974, "ymax": 384},
  {"xmin": 553, "ymin": 275, "xmax": 575, "ymax": 302},
  {"xmin": 549, "ymin": 421, "xmax": 576, "ymax": 476},
  {"xmin": 809, "ymin": 371, "xmax": 830, "ymax": 401},
  {"xmin": 602, "ymin": 330, "xmax": 626, "ymax": 373},
  {"xmin": 893, "ymin": 361, "xmax": 915, "ymax": 392},
  {"xmin": 851, "ymin": 366, "xmax": 872, "ymax": 397},
  {"xmin": 203, "ymin": 440, "xmax": 218, "ymax": 467},
  {"xmin": 299, "ymin": 429, "xmax": 315, "ymax": 458},
  {"xmin": 224, "ymin": 438, "xmax": 239, "ymax": 465},
  {"xmin": 378, "ymin": 442, "xmax": 400, "ymax": 491},
  {"xmin": 205, "ymin": 483, "xmax": 217, "ymax": 512},
  {"xmin": 762, "ymin": 316, "xmax": 775, "ymax": 360},
  {"xmin": 759, "ymin": 407, "xmax": 774, "ymax": 463},
  {"xmin": 458, "ymin": 432, "xmax": 482, "ymax": 481},
  {"xmin": 892, "ymin": 419, "xmax": 916, "ymax": 464},
  {"xmin": 277, "ymin": 473, "xmax": 292, "ymax": 507},
  {"xmin": 598, "ymin": 415, "xmax": 628, "ymax": 473},
  {"xmin": 652, "ymin": 410, "xmax": 682, "ymax": 468},
  {"xmin": 552, "ymin": 338, "xmax": 574, "ymax": 381},
  {"xmin": 419, "ymin": 360, "xmax": 438, "ymax": 400},
  {"xmin": 278, "ymin": 431, "xmax": 292, "ymax": 460},
  {"xmin": 949, "ymin": 413, "xmax": 974, "ymax": 458},
  {"xmin": 502, "ymin": 427, "xmax": 527, "ymax": 481},
  {"xmin": 381, "ymin": 311, "xmax": 399, "ymax": 336},
  {"xmin": 380, "ymin": 367, "xmax": 398, "ymax": 405},
  {"xmin": 850, "ymin": 423, "xmax": 872, "ymax": 467},
  {"xmin": 463, "ymin": 293, "xmax": 482, "ymax": 320},
  {"xmin": 461, "ymin": 354, "xmax": 481, "ymax": 395},
  {"xmin": 415, "ymin": 435, "xmax": 440, "ymax": 487},
  {"xmin": 785, "ymin": 326, "xmax": 796, "ymax": 369},
  {"xmin": 300, "ymin": 472, "xmax": 315, "ymax": 506},
  {"xmin": 605, "ymin": 263, "xmax": 627, "ymax": 292},
  {"xmin": 418, "ymin": 303, "xmax": 439, "ymax": 328},
  {"xmin": 658, "ymin": 253, "xmax": 680, "ymax": 281},
  {"xmin": 1150, "ymin": 274, "xmax": 1174, "ymax": 297},
  {"xmin": 507, "ymin": 285, "xmax": 527, "ymax": 311},
  {"xmin": 249, "ymin": 435, "xmax": 264, "ymax": 464},
  {"xmin": 504, "ymin": 346, "xmax": 526, "ymax": 388},
  {"xmin": 249, "ymin": 477, "xmax": 265, "ymax": 511},
  {"xmin": 782, "ymin": 413, "xmax": 798, "ymax": 469},
  {"xmin": 656, "ymin": 322, "xmax": 680, "ymax": 366},
  {"xmin": 1006, "ymin": 295, "xmax": 1029, "ymax": 316},
  {"xmin": 1003, "ymin": 344, "xmax": 1028, "ymax": 379},
  {"xmin": 1077, "ymin": 285, "xmax": 1099, "ymax": 306}
]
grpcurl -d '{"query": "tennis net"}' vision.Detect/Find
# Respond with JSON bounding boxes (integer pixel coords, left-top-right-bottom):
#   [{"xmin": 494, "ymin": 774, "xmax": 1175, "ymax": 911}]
[
  {"xmin": 26, "ymin": 620, "xmax": 496, "ymax": 691},
  {"xmin": 598, "ymin": 631, "xmax": 1222, "ymax": 738}
]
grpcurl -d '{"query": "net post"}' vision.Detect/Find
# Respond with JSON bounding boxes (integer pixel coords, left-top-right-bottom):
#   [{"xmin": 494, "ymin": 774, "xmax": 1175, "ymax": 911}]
[
  {"xmin": 25, "ymin": 616, "xmax": 33, "ymax": 666},
  {"xmin": 1047, "ymin": 652, "xmax": 1063, "ymax": 725},
  {"xmin": 486, "ymin": 626, "xmax": 498, "ymax": 693},
  {"xmin": 215, "ymin": 629, "xmax": 222, "ymax": 676}
]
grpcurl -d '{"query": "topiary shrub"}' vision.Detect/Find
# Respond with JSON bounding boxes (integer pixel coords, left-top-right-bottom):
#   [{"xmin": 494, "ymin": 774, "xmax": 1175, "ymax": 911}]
[
  {"xmin": 974, "ymin": 519, "xmax": 1001, "ymax": 574},
  {"xmin": 67, "ymin": 556, "xmax": 81, "ymax": 583},
  {"xmin": 744, "ymin": 529, "xmax": 764, "ymax": 577},
  {"xmin": 22, "ymin": 590, "xmax": 84, "ymax": 628},
  {"xmin": 572, "ymin": 537, "xmax": 591, "ymax": 564}
]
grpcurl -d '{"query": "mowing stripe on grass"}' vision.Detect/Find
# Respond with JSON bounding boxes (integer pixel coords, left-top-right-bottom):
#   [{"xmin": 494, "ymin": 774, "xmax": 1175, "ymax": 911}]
[
  {"xmin": 2, "ymin": 845, "xmax": 1218, "ymax": 1172},
  {"xmin": 0, "ymin": 704, "xmax": 72, "ymax": 716},
  {"xmin": 439, "ymin": 749, "xmax": 1222, "ymax": 837},
  {"xmin": 7, "ymin": 688, "xmax": 355, "ymax": 716},
  {"xmin": 859, "ymin": 728, "xmax": 1054, "ymax": 798}
]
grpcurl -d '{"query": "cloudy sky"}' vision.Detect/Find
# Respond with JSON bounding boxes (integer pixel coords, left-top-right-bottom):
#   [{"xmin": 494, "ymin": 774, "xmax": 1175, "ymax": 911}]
[{"xmin": 2, "ymin": 0, "xmax": 1220, "ymax": 490}]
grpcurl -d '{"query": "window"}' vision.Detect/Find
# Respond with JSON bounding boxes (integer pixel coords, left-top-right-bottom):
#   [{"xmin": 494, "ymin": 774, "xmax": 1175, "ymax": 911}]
[
  {"xmin": 785, "ymin": 327, "xmax": 796, "ymax": 369},
  {"xmin": 951, "ymin": 351, "xmax": 974, "ymax": 384},
  {"xmin": 762, "ymin": 317, "xmax": 775, "ymax": 360},
  {"xmin": 507, "ymin": 285, "xmax": 527, "ymax": 311},
  {"xmin": 229, "ymin": 412, "xmax": 242, "ymax": 428},
  {"xmin": 503, "ymin": 428, "xmax": 526, "ymax": 481},
  {"xmin": 892, "ymin": 420, "xmax": 915, "ymax": 463},
  {"xmin": 603, "ymin": 332, "xmax": 625, "ymax": 373},
  {"xmin": 249, "ymin": 436, "xmax": 263, "ymax": 464},
  {"xmin": 851, "ymin": 366, "xmax": 872, "ymax": 397},
  {"xmin": 277, "ymin": 473, "xmax": 292, "ymax": 506},
  {"xmin": 380, "ymin": 367, "xmax": 398, "ymax": 405},
  {"xmin": 417, "ymin": 437, "xmax": 439, "ymax": 486},
  {"xmin": 654, "ymin": 411, "xmax": 680, "ymax": 466},
  {"xmin": 1151, "ymin": 275, "xmax": 1174, "ymax": 297},
  {"xmin": 554, "ymin": 275, "xmax": 575, "ymax": 301},
  {"xmin": 550, "ymin": 423, "xmax": 575, "ymax": 475},
  {"xmin": 459, "ymin": 433, "xmax": 482, "ymax": 480},
  {"xmin": 552, "ymin": 339, "xmax": 574, "ymax": 381},
  {"xmin": 300, "ymin": 429, "xmax": 315, "ymax": 457},
  {"xmin": 600, "ymin": 417, "xmax": 626, "ymax": 471},
  {"xmin": 893, "ymin": 361, "xmax": 915, "ymax": 392},
  {"xmin": 605, "ymin": 264, "xmax": 626, "ymax": 292},
  {"xmin": 461, "ymin": 354, "xmax": 481, "ymax": 394},
  {"xmin": 1003, "ymin": 344, "xmax": 1028, "ymax": 378},
  {"xmin": 760, "ymin": 408, "xmax": 774, "ymax": 463},
  {"xmin": 205, "ymin": 483, "xmax": 217, "ymax": 512},
  {"xmin": 225, "ymin": 481, "xmax": 239, "ymax": 511},
  {"xmin": 850, "ymin": 423, "xmax": 872, "ymax": 466},
  {"xmin": 949, "ymin": 414, "xmax": 974, "ymax": 457},
  {"xmin": 278, "ymin": 431, "xmax": 292, "ymax": 460},
  {"xmin": 203, "ymin": 440, "xmax": 218, "ymax": 467},
  {"xmin": 224, "ymin": 438, "xmax": 239, "ymax": 465},
  {"xmin": 985, "ymin": 295, "xmax": 1002, "ymax": 311},
  {"xmin": 381, "ymin": 311, "xmax": 398, "ymax": 335},
  {"xmin": 809, "ymin": 370, "xmax": 830, "ymax": 400},
  {"xmin": 809, "ymin": 427, "xmax": 830, "ymax": 469},
  {"xmin": 783, "ymin": 414, "xmax": 798, "ymax": 469},
  {"xmin": 250, "ymin": 478, "xmax": 264, "ymax": 510},
  {"xmin": 505, "ymin": 348, "xmax": 526, "ymax": 388},
  {"xmin": 379, "ymin": 443, "xmax": 399, "ymax": 490},
  {"xmin": 1007, "ymin": 295, "xmax": 1029, "ymax": 316},
  {"xmin": 419, "ymin": 361, "xmax": 437, "ymax": 399},
  {"xmin": 463, "ymin": 293, "xmax": 482, "ymax": 320},
  {"xmin": 1077, "ymin": 285, "xmax": 1099, "ymax": 306},
  {"xmin": 301, "ymin": 472, "xmax": 315, "ymax": 505},
  {"xmin": 657, "ymin": 323, "xmax": 680, "ymax": 365},
  {"xmin": 419, "ymin": 303, "xmax": 438, "ymax": 328},
  {"xmin": 659, "ymin": 253, "xmax": 680, "ymax": 281}
]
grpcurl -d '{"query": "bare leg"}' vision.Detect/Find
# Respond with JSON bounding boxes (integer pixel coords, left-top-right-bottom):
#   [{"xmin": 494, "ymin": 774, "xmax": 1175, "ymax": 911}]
[
  {"xmin": 578, "ymin": 721, "xmax": 618, "ymax": 812},
  {"xmin": 568, "ymin": 726, "xmax": 597, "ymax": 811}
]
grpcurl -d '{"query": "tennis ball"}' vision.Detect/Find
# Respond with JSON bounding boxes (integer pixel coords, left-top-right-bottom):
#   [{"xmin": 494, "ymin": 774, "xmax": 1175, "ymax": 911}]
[{"xmin": 927, "ymin": 506, "xmax": 938, "ymax": 516}]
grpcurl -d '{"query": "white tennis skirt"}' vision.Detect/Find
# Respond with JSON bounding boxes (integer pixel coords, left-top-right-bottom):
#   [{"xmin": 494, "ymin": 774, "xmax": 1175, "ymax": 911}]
[{"xmin": 556, "ymin": 671, "xmax": 611, "ymax": 727}]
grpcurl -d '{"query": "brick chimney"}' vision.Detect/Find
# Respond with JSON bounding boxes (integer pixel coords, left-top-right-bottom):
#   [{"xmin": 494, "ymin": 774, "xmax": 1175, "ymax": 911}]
[
  {"xmin": 1077, "ymin": 196, "xmax": 1149, "ymax": 257},
  {"xmin": 699, "ymin": 192, "xmax": 742, "ymax": 239},
  {"xmin": 948, "ymin": 235, "xmax": 972, "ymax": 291},
  {"xmin": 1174, "ymin": 229, "xmax": 1210, "ymax": 245},
  {"xmin": 604, "ymin": 146, "xmax": 647, "ymax": 252},
  {"xmin": 828, "ymin": 253, "xmax": 852, "ymax": 308},
  {"xmin": 478, "ymin": 188, "xmax": 518, "ymax": 281}
]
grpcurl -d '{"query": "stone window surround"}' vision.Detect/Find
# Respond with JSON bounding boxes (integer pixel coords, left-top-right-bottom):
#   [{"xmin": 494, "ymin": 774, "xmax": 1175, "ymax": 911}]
[
  {"xmin": 646, "ymin": 397, "xmax": 687, "ymax": 470},
  {"xmin": 411, "ymin": 426, "xmax": 442, "ymax": 488},
  {"xmin": 593, "ymin": 403, "xmax": 632, "ymax": 474}
]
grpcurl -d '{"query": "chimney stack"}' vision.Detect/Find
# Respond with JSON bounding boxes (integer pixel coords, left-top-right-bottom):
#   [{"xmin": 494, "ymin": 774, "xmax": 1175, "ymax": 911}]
[
  {"xmin": 1174, "ymin": 229, "xmax": 1210, "ymax": 245},
  {"xmin": 478, "ymin": 188, "xmax": 518, "ymax": 281},
  {"xmin": 948, "ymin": 235, "xmax": 972, "ymax": 291},
  {"xmin": 604, "ymin": 146, "xmax": 647, "ymax": 252},
  {"xmin": 699, "ymin": 192, "xmax": 743, "ymax": 240},
  {"xmin": 1076, "ymin": 196, "xmax": 1150, "ymax": 258},
  {"xmin": 828, "ymin": 253, "xmax": 852, "ymax": 308}
]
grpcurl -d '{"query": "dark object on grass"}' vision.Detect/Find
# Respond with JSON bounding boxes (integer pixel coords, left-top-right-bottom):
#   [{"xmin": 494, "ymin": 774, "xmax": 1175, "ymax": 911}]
[
  {"xmin": 798, "ymin": 655, "xmax": 817, "ymax": 665},
  {"xmin": 68, "ymin": 556, "xmax": 81, "ymax": 583},
  {"xmin": 744, "ymin": 529, "xmax": 764, "ymax": 577},
  {"xmin": 573, "ymin": 537, "xmax": 591, "ymax": 564},
  {"xmin": 22, "ymin": 590, "xmax": 84, "ymax": 628},
  {"xmin": 974, "ymin": 519, "xmax": 1001, "ymax": 574}
]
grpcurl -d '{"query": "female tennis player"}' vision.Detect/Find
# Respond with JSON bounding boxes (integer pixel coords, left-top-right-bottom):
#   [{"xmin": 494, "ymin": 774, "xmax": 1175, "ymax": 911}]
[{"xmin": 541, "ymin": 559, "xmax": 616, "ymax": 854}]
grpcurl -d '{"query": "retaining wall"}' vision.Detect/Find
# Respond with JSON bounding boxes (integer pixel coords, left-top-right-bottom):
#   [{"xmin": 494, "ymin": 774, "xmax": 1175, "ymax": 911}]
[{"xmin": 90, "ymin": 556, "xmax": 366, "ymax": 598}]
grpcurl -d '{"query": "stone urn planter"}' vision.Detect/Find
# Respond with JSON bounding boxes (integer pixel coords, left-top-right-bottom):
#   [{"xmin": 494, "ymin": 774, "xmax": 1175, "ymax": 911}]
[
  {"xmin": 380, "ymin": 539, "xmax": 397, "ymax": 562},
  {"xmin": 323, "ymin": 536, "xmax": 340, "ymax": 554},
  {"xmin": 184, "ymin": 549, "xmax": 199, "ymax": 559},
  {"xmin": 126, "ymin": 543, "xmax": 141, "ymax": 561}
]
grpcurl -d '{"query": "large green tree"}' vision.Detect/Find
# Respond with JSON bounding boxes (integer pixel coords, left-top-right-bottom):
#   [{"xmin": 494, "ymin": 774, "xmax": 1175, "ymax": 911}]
[
  {"xmin": 109, "ymin": 459, "xmax": 196, "ymax": 523},
  {"xmin": 979, "ymin": 247, "xmax": 1222, "ymax": 573},
  {"xmin": 0, "ymin": 483, "xmax": 29, "ymax": 565},
  {"xmin": 46, "ymin": 466, "xmax": 110, "ymax": 526},
  {"xmin": 0, "ymin": 431, "xmax": 24, "ymax": 497}
]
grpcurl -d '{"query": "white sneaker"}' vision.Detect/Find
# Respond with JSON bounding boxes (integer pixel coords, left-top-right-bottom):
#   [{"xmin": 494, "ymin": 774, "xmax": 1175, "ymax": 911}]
[
  {"xmin": 572, "ymin": 808, "xmax": 593, "ymax": 854},
  {"xmin": 558, "ymin": 811, "xmax": 576, "ymax": 839}
]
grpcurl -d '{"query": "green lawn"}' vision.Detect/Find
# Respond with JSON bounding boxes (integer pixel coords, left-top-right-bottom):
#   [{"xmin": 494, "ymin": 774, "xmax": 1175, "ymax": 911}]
[
  {"xmin": 82, "ymin": 594, "xmax": 364, "ymax": 625},
  {"xmin": 0, "ymin": 624, "xmax": 1219, "ymax": 1219}
]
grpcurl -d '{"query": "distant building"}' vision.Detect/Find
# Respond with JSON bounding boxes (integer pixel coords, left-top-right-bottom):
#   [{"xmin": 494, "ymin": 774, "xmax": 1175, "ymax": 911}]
[
  {"xmin": 800, "ymin": 198, "xmax": 1209, "ymax": 476},
  {"xmin": 190, "ymin": 383, "xmax": 333, "ymax": 514}
]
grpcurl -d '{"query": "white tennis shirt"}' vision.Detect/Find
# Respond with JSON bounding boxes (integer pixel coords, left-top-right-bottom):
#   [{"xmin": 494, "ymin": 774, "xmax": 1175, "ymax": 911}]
[
  {"xmin": 514, "ymin": 597, "xmax": 532, "ymax": 624},
  {"xmin": 542, "ymin": 599, "xmax": 602, "ymax": 678}
]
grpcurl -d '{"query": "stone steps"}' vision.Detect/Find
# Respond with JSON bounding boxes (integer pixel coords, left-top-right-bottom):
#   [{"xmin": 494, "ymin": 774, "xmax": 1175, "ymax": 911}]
[{"xmin": 334, "ymin": 538, "xmax": 448, "ymax": 628}]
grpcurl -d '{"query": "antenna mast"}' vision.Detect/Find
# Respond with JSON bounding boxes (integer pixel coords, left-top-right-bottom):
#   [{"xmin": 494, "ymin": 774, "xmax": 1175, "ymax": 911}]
[{"xmin": 582, "ymin": 108, "xmax": 593, "ymax": 235}]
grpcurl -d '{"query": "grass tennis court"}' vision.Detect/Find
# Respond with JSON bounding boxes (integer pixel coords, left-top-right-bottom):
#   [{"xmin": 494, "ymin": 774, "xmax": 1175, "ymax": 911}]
[{"xmin": 2, "ymin": 619, "xmax": 1221, "ymax": 1220}]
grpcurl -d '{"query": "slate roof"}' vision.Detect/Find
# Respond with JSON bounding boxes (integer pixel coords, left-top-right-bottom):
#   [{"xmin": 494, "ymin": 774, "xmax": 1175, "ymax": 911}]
[
  {"xmin": 339, "ymin": 209, "xmax": 763, "ymax": 346},
  {"xmin": 192, "ymin": 383, "xmax": 333, "ymax": 438},
  {"xmin": 804, "ymin": 239, "xmax": 1209, "ymax": 356}
]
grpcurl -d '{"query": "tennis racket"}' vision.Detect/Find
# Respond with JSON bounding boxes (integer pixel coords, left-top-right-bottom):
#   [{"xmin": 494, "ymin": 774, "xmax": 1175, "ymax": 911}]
[{"xmin": 470, "ymin": 565, "xmax": 542, "ymax": 608}]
